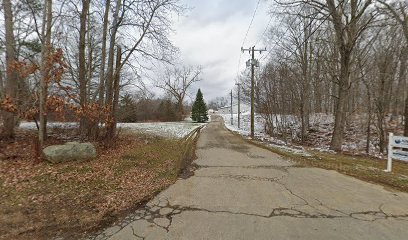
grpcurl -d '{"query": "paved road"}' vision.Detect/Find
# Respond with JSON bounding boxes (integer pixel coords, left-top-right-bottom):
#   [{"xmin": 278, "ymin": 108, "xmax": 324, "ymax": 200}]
[{"xmin": 93, "ymin": 115, "xmax": 408, "ymax": 240}]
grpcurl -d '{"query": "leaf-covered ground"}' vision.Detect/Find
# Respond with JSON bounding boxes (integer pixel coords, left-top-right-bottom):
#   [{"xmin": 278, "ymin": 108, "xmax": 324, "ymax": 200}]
[{"xmin": 0, "ymin": 131, "xmax": 195, "ymax": 240}]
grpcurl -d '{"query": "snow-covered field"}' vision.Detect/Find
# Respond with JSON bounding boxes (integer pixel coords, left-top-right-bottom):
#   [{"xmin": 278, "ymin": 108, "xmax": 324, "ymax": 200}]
[
  {"xmin": 19, "ymin": 122, "xmax": 79, "ymax": 130},
  {"xmin": 117, "ymin": 122, "xmax": 206, "ymax": 139},
  {"xmin": 19, "ymin": 121, "xmax": 206, "ymax": 139}
]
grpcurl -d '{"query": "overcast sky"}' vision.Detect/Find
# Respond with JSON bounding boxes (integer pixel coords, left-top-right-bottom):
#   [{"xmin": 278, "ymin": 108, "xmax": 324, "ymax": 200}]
[{"xmin": 170, "ymin": 0, "xmax": 270, "ymax": 102}]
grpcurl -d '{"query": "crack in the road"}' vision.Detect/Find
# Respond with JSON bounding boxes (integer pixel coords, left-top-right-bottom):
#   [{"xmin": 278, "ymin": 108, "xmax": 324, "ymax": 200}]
[
  {"xmin": 93, "ymin": 196, "xmax": 408, "ymax": 240},
  {"xmin": 89, "ymin": 168, "xmax": 408, "ymax": 240},
  {"xmin": 128, "ymin": 199, "xmax": 408, "ymax": 232},
  {"xmin": 313, "ymin": 197, "xmax": 349, "ymax": 217},
  {"xmin": 130, "ymin": 225, "xmax": 145, "ymax": 240},
  {"xmin": 194, "ymin": 174, "xmax": 282, "ymax": 182},
  {"xmin": 247, "ymin": 153, "xmax": 266, "ymax": 159},
  {"xmin": 275, "ymin": 177, "xmax": 310, "ymax": 206},
  {"xmin": 197, "ymin": 164, "xmax": 292, "ymax": 172}
]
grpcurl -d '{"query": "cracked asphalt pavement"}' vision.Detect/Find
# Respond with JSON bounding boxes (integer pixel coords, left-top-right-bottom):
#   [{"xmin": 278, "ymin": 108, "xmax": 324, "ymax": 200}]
[{"xmin": 91, "ymin": 115, "xmax": 408, "ymax": 240}]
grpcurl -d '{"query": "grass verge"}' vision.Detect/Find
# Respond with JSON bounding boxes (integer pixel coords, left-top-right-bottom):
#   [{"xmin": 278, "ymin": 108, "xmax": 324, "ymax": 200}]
[
  {"xmin": 0, "ymin": 131, "xmax": 200, "ymax": 240},
  {"xmin": 248, "ymin": 138, "xmax": 408, "ymax": 193}
]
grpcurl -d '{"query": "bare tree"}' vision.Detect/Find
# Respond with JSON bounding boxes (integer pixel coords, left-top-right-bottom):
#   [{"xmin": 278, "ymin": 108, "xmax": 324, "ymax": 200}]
[
  {"xmin": 1, "ymin": 0, "xmax": 19, "ymax": 138},
  {"xmin": 97, "ymin": 0, "xmax": 111, "ymax": 106},
  {"xmin": 104, "ymin": 0, "xmax": 122, "ymax": 111},
  {"xmin": 372, "ymin": 28, "xmax": 399, "ymax": 152},
  {"xmin": 0, "ymin": 71, "xmax": 4, "ymax": 98},
  {"xmin": 0, "ymin": 0, "xmax": 183, "ymax": 146},
  {"xmin": 157, "ymin": 66, "xmax": 201, "ymax": 117},
  {"xmin": 323, "ymin": 0, "xmax": 375, "ymax": 151},
  {"xmin": 378, "ymin": 0, "xmax": 408, "ymax": 136},
  {"xmin": 274, "ymin": 0, "xmax": 375, "ymax": 150},
  {"xmin": 78, "ymin": 0, "xmax": 90, "ymax": 135},
  {"xmin": 104, "ymin": 0, "xmax": 182, "ymax": 140},
  {"xmin": 38, "ymin": 0, "xmax": 53, "ymax": 147}
]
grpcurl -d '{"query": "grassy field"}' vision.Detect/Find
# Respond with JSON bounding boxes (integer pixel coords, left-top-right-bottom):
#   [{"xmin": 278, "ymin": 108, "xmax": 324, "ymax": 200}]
[{"xmin": 0, "ymin": 131, "xmax": 199, "ymax": 240}]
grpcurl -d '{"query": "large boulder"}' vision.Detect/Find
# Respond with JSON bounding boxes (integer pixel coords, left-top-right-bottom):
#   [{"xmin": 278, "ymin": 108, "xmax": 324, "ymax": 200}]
[{"xmin": 43, "ymin": 142, "xmax": 96, "ymax": 163}]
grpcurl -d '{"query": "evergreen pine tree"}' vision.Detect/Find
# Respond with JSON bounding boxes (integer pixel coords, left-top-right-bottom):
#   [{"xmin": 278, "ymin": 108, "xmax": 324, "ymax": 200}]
[{"xmin": 192, "ymin": 89, "xmax": 208, "ymax": 123}]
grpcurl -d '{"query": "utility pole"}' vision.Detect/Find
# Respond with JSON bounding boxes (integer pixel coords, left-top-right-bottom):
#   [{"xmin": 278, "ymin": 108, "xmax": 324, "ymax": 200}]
[
  {"xmin": 235, "ymin": 83, "xmax": 241, "ymax": 129},
  {"xmin": 241, "ymin": 46, "xmax": 266, "ymax": 138},
  {"xmin": 230, "ymin": 89, "xmax": 233, "ymax": 125}
]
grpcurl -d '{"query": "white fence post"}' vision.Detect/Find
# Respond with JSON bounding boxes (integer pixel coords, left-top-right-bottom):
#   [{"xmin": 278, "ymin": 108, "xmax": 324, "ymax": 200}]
[{"xmin": 386, "ymin": 133, "xmax": 393, "ymax": 172}]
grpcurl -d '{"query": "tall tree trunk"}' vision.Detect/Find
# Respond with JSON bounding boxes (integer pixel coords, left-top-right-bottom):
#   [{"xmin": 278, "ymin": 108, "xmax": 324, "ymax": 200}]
[
  {"xmin": 105, "ymin": 0, "xmax": 121, "ymax": 107},
  {"xmin": 392, "ymin": 47, "xmax": 407, "ymax": 119},
  {"xmin": 39, "ymin": 0, "xmax": 53, "ymax": 147},
  {"xmin": 300, "ymin": 19, "xmax": 312, "ymax": 143},
  {"xmin": 79, "ymin": 0, "xmax": 90, "ymax": 135},
  {"xmin": 404, "ymin": 95, "xmax": 408, "ymax": 136},
  {"xmin": 98, "ymin": 0, "xmax": 111, "ymax": 106},
  {"xmin": 376, "ymin": 75, "xmax": 386, "ymax": 153},
  {"xmin": 87, "ymin": 5, "xmax": 93, "ymax": 103},
  {"xmin": 106, "ymin": 46, "xmax": 121, "ymax": 140},
  {"xmin": 87, "ymin": 0, "xmax": 111, "ymax": 140},
  {"xmin": 366, "ymin": 103, "xmax": 372, "ymax": 154},
  {"xmin": 177, "ymin": 99, "xmax": 184, "ymax": 117},
  {"xmin": 330, "ymin": 51, "xmax": 351, "ymax": 151},
  {"xmin": 2, "ymin": 0, "xmax": 19, "ymax": 138},
  {"xmin": 104, "ymin": 0, "xmax": 121, "ymax": 142},
  {"xmin": 360, "ymin": 59, "xmax": 372, "ymax": 154},
  {"xmin": 112, "ymin": 47, "xmax": 122, "ymax": 126},
  {"xmin": 0, "ymin": 70, "xmax": 4, "ymax": 97},
  {"xmin": 326, "ymin": 0, "xmax": 372, "ymax": 151}
]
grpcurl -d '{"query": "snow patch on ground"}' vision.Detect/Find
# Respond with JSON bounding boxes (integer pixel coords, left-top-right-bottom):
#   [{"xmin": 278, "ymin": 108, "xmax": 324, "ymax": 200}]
[
  {"xmin": 118, "ymin": 122, "xmax": 206, "ymax": 139},
  {"xmin": 220, "ymin": 112, "xmax": 397, "ymax": 159},
  {"xmin": 19, "ymin": 121, "xmax": 206, "ymax": 139},
  {"xmin": 19, "ymin": 122, "xmax": 79, "ymax": 130},
  {"xmin": 219, "ymin": 113, "xmax": 311, "ymax": 157}
]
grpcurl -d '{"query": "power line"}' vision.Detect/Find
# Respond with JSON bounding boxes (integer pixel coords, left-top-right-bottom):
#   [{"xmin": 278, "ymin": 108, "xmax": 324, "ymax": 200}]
[
  {"xmin": 286, "ymin": 15, "xmax": 329, "ymax": 62},
  {"xmin": 237, "ymin": 0, "xmax": 262, "ymax": 82},
  {"xmin": 260, "ymin": 0, "xmax": 344, "ymax": 63},
  {"xmin": 259, "ymin": 4, "xmax": 307, "ymax": 62},
  {"xmin": 255, "ymin": 16, "xmax": 273, "ymax": 46},
  {"xmin": 260, "ymin": 6, "xmax": 330, "ymax": 62},
  {"xmin": 241, "ymin": 0, "xmax": 261, "ymax": 48}
]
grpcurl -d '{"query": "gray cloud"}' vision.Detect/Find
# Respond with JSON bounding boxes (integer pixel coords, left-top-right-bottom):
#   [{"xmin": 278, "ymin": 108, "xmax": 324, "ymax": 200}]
[
  {"xmin": 182, "ymin": 0, "xmax": 258, "ymax": 23},
  {"xmin": 171, "ymin": 0, "xmax": 270, "ymax": 101}
]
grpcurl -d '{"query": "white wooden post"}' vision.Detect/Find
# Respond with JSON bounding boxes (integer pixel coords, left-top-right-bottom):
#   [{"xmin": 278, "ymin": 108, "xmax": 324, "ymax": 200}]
[{"xmin": 386, "ymin": 133, "xmax": 393, "ymax": 172}]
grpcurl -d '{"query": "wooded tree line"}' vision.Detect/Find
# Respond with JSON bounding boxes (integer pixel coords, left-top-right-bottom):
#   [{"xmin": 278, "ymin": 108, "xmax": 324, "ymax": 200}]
[
  {"xmin": 208, "ymin": 97, "xmax": 229, "ymax": 110},
  {"xmin": 238, "ymin": 0, "xmax": 408, "ymax": 153},
  {"xmin": 117, "ymin": 92, "xmax": 183, "ymax": 123},
  {"xmin": 0, "ymin": 0, "xmax": 185, "ymax": 148}
]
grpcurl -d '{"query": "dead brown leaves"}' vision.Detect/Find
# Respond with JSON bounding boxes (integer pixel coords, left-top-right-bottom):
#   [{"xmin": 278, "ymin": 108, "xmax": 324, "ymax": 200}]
[
  {"xmin": 0, "ymin": 132, "xmax": 185, "ymax": 240},
  {"xmin": 0, "ymin": 48, "xmax": 112, "ymax": 125}
]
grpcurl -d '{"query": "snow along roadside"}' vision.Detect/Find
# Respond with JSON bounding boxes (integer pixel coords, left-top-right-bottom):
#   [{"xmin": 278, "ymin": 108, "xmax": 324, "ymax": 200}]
[{"xmin": 219, "ymin": 114, "xmax": 312, "ymax": 157}]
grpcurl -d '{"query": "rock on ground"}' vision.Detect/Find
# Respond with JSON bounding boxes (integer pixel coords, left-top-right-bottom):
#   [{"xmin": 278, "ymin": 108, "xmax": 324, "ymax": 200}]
[{"xmin": 43, "ymin": 142, "xmax": 96, "ymax": 163}]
